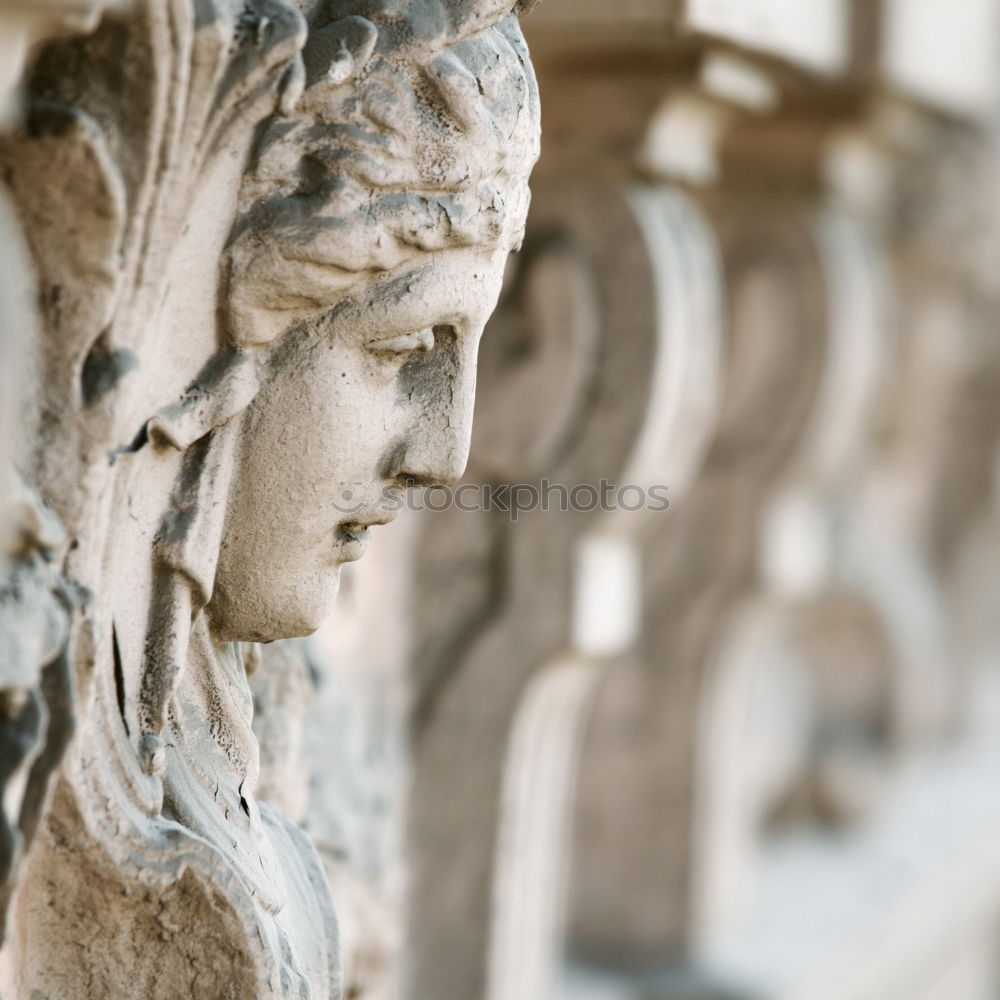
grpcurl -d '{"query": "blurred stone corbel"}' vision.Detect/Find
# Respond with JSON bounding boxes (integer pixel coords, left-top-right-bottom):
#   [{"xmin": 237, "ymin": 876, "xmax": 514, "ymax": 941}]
[{"xmin": 406, "ymin": 173, "xmax": 722, "ymax": 1000}]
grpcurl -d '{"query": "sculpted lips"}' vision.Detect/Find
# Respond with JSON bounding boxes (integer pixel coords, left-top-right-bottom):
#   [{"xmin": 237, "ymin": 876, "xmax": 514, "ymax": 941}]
[
  {"xmin": 333, "ymin": 525, "xmax": 371, "ymax": 562},
  {"xmin": 333, "ymin": 513, "xmax": 396, "ymax": 563}
]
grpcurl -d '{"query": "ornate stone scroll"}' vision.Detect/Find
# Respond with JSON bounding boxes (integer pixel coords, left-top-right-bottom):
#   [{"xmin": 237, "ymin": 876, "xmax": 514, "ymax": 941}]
[
  {"xmin": 405, "ymin": 175, "xmax": 722, "ymax": 1000},
  {"xmin": 691, "ymin": 204, "xmax": 896, "ymax": 947},
  {"xmin": 861, "ymin": 122, "xmax": 1000, "ymax": 748},
  {"xmin": 485, "ymin": 185, "xmax": 722, "ymax": 1000},
  {"xmin": 568, "ymin": 191, "xmax": 830, "ymax": 964},
  {"xmin": 0, "ymin": 1, "xmax": 540, "ymax": 997}
]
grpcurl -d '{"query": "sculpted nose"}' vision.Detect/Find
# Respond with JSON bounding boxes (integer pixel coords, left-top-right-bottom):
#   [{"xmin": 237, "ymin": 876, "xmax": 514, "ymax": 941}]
[
  {"xmin": 395, "ymin": 439, "xmax": 469, "ymax": 489},
  {"xmin": 384, "ymin": 336, "xmax": 478, "ymax": 489},
  {"xmin": 395, "ymin": 386, "xmax": 476, "ymax": 487}
]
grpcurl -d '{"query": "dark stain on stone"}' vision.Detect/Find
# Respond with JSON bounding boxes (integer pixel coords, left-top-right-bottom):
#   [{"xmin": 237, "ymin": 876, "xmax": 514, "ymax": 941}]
[{"xmin": 81, "ymin": 331, "xmax": 138, "ymax": 407}]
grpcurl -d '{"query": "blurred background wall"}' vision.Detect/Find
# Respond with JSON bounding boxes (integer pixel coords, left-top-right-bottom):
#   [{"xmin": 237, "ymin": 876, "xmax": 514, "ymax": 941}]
[{"xmin": 301, "ymin": 3, "xmax": 1000, "ymax": 1000}]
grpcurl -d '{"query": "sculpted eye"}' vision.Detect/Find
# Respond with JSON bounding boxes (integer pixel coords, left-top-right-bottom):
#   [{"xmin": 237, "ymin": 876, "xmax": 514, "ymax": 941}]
[{"xmin": 366, "ymin": 327, "xmax": 436, "ymax": 355}]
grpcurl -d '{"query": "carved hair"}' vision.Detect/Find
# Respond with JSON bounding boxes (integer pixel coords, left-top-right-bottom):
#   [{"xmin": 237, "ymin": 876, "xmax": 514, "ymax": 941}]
[{"xmin": 224, "ymin": 0, "xmax": 541, "ymax": 346}]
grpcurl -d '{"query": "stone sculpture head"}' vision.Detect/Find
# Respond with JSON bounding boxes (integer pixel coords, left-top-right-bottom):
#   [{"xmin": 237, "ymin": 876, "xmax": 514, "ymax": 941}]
[
  {"xmin": 135, "ymin": 0, "xmax": 539, "ymax": 765},
  {"xmin": 192, "ymin": 2, "xmax": 539, "ymax": 645},
  {"xmin": 0, "ymin": 5, "xmax": 539, "ymax": 993}
]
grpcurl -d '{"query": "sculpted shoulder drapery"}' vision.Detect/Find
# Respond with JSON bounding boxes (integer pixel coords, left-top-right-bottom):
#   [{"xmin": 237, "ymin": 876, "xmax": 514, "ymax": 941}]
[{"xmin": 0, "ymin": 1, "xmax": 539, "ymax": 996}]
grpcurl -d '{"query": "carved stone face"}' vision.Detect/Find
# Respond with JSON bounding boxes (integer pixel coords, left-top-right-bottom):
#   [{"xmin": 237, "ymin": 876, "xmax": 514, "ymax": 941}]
[{"xmin": 206, "ymin": 245, "xmax": 509, "ymax": 643}]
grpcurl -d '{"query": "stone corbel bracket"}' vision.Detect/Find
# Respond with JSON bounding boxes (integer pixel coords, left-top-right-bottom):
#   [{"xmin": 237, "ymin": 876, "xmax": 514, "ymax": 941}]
[{"xmin": 407, "ymin": 173, "xmax": 723, "ymax": 1000}]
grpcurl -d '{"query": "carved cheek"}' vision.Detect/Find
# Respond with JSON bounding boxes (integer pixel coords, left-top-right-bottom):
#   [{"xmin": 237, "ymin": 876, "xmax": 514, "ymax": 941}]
[{"xmin": 251, "ymin": 351, "xmax": 349, "ymax": 516}]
